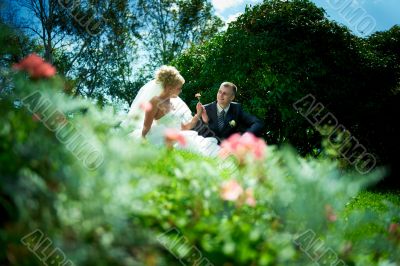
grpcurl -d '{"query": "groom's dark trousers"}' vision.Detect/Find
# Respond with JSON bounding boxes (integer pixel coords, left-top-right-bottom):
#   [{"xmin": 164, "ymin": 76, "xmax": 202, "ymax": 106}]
[{"xmin": 194, "ymin": 101, "xmax": 264, "ymax": 143}]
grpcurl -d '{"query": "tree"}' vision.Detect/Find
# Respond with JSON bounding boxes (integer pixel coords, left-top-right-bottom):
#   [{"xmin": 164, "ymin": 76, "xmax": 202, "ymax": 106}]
[
  {"xmin": 0, "ymin": 18, "xmax": 40, "ymax": 95},
  {"xmin": 3, "ymin": 0, "xmax": 142, "ymax": 105},
  {"xmin": 54, "ymin": 0, "xmax": 141, "ymax": 104},
  {"xmin": 136, "ymin": 0, "xmax": 223, "ymax": 68},
  {"xmin": 172, "ymin": 0, "xmax": 400, "ymax": 187},
  {"xmin": 9, "ymin": 0, "xmax": 63, "ymax": 63}
]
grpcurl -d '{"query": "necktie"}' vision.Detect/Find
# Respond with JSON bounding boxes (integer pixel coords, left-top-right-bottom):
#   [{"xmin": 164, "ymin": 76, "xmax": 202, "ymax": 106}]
[{"xmin": 218, "ymin": 109, "xmax": 225, "ymax": 130}]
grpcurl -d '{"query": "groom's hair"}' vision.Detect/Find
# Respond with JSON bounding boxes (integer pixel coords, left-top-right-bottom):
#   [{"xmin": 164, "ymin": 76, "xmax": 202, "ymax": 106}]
[{"xmin": 221, "ymin": 82, "xmax": 237, "ymax": 96}]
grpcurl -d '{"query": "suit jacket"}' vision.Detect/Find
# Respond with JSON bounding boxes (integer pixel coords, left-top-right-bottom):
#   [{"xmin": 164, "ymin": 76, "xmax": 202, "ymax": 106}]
[{"xmin": 194, "ymin": 101, "xmax": 264, "ymax": 142}]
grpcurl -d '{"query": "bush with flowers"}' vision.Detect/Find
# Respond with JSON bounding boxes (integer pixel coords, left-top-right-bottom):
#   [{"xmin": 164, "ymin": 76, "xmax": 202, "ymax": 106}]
[{"xmin": 0, "ymin": 55, "xmax": 399, "ymax": 265}]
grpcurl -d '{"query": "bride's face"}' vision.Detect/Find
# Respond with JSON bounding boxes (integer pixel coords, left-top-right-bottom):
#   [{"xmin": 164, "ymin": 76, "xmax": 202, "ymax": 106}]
[{"xmin": 167, "ymin": 84, "xmax": 182, "ymax": 98}]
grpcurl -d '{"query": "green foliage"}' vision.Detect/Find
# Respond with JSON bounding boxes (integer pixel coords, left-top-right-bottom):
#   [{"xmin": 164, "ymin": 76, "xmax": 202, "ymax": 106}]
[
  {"xmin": 172, "ymin": 0, "xmax": 400, "ymax": 181},
  {"xmin": 54, "ymin": 0, "xmax": 141, "ymax": 105},
  {"xmin": 1, "ymin": 1, "xmax": 400, "ymax": 264},
  {"xmin": 0, "ymin": 22, "xmax": 40, "ymax": 94},
  {"xmin": 136, "ymin": 0, "xmax": 224, "ymax": 68},
  {"xmin": 2, "ymin": 0, "xmax": 142, "ymax": 105},
  {"xmin": 1, "ymin": 0, "xmax": 225, "ymax": 106},
  {"xmin": 345, "ymin": 191, "xmax": 400, "ymax": 216},
  {"xmin": 1, "ymin": 71, "xmax": 399, "ymax": 265}
]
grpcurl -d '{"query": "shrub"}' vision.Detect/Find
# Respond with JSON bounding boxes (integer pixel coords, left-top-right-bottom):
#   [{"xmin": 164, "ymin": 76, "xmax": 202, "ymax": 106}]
[{"xmin": 1, "ymin": 68, "xmax": 399, "ymax": 265}]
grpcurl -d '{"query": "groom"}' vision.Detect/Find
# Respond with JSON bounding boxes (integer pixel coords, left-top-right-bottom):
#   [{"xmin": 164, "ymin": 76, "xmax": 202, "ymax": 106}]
[{"xmin": 195, "ymin": 82, "xmax": 264, "ymax": 142}]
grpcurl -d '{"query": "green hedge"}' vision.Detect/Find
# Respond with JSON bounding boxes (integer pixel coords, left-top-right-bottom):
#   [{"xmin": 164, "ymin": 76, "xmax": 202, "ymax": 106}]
[
  {"xmin": 172, "ymin": 0, "xmax": 400, "ymax": 181},
  {"xmin": 0, "ymin": 70, "xmax": 399, "ymax": 265}
]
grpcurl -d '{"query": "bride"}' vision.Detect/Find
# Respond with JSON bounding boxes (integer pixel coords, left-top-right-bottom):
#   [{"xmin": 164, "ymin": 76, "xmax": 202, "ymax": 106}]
[{"xmin": 125, "ymin": 66, "xmax": 220, "ymax": 157}]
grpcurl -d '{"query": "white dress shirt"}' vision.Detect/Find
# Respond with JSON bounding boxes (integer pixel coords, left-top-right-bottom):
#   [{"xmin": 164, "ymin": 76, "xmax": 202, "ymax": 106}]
[{"xmin": 217, "ymin": 103, "xmax": 230, "ymax": 116}]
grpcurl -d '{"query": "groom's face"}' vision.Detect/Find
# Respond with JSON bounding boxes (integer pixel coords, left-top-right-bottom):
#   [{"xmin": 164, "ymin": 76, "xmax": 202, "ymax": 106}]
[{"xmin": 217, "ymin": 85, "xmax": 235, "ymax": 107}]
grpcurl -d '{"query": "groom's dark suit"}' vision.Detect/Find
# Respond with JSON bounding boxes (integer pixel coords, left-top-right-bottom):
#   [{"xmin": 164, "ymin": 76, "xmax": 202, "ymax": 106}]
[{"xmin": 195, "ymin": 101, "xmax": 264, "ymax": 142}]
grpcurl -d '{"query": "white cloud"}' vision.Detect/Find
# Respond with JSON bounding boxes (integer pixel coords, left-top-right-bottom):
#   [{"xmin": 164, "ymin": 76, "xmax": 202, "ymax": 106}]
[
  {"xmin": 211, "ymin": 0, "xmax": 244, "ymax": 12},
  {"xmin": 226, "ymin": 12, "xmax": 243, "ymax": 24}
]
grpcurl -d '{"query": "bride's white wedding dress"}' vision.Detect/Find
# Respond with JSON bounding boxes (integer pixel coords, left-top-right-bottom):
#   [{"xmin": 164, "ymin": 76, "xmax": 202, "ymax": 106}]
[{"xmin": 124, "ymin": 80, "xmax": 220, "ymax": 157}]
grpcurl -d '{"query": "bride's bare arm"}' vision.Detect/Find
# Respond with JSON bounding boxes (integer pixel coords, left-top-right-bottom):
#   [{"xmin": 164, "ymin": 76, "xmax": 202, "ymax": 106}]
[
  {"xmin": 181, "ymin": 114, "xmax": 200, "ymax": 130},
  {"xmin": 142, "ymin": 98, "xmax": 159, "ymax": 137},
  {"xmin": 181, "ymin": 102, "xmax": 203, "ymax": 130}
]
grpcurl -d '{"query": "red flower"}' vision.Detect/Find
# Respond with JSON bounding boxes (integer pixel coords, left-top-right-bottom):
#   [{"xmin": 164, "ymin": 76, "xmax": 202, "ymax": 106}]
[
  {"xmin": 219, "ymin": 132, "xmax": 267, "ymax": 163},
  {"xmin": 13, "ymin": 53, "xmax": 56, "ymax": 79},
  {"xmin": 164, "ymin": 129, "xmax": 186, "ymax": 147}
]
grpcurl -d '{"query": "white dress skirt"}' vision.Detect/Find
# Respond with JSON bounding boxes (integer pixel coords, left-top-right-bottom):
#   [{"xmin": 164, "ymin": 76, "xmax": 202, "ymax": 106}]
[{"xmin": 130, "ymin": 111, "xmax": 220, "ymax": 157}]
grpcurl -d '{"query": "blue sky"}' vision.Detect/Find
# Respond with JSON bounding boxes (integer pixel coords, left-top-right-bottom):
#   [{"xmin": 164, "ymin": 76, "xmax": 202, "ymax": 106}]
[{"xmin": 212, "ymin": 0, "xmax": 400, "ymax": 36}]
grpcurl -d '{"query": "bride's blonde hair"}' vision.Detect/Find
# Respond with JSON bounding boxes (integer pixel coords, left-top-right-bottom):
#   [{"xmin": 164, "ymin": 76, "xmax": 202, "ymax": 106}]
[{"xmin": 155, "ymin": 65, "xmax": 185, "ymax": 88}]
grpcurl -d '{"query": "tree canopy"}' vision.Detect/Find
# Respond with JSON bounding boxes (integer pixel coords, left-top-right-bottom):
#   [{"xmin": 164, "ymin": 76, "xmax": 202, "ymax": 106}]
[
  {"xmin": 1, "ymin": 0, "xmax": 399, "ymax": 186},
  {"xmin": 1, "ymin": 0, "xmax": 223, "ymax": 105},
  {"xmin": 172, "ymin": 0, "xmax": 399, "ymax": 186}
]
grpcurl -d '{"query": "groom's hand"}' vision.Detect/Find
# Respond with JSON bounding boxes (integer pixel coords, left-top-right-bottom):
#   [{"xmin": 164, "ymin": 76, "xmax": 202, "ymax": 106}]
[
  {"xmin": 197, "ymin": 103, "xmax": 209, "ymax": 124},
  {"xmin": 196, "ymin": 102, "xmax": 203, "ymax": 116}
]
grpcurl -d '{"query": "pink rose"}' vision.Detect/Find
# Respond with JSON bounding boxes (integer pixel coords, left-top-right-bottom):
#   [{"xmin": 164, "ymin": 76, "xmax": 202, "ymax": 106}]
[
  {"xmin": 244, "ymin": 188, "xmax": 256, "ymax": 207},
  {"xmin": 164, "ymin": 129, "xmax": 186, "ymax": 147},
  {"xmin": 220, "ymin": 180, "xmax": 244, "ymax": 201},
  {"xmin": 219, "ymin": 132, "xmax": 267, "ymax": 163}
]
